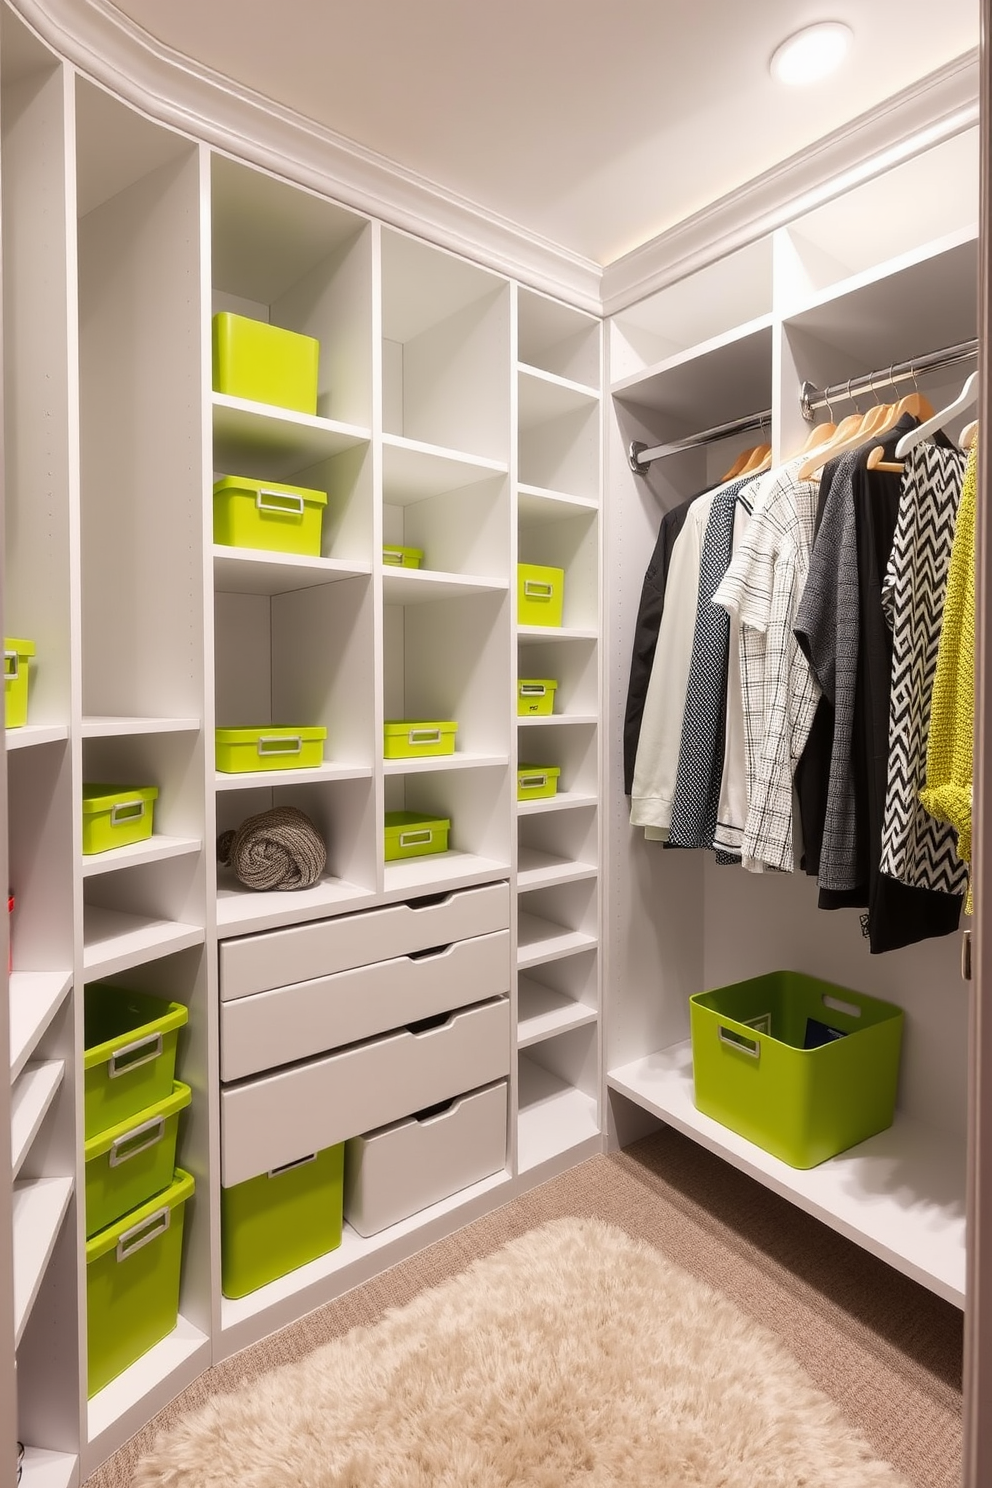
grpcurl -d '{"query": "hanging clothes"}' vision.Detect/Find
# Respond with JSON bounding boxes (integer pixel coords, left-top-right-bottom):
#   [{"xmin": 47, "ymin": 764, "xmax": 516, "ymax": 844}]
[
  {"xmin": 920, "ymin": 441, "xmax": 978, "ymax": 911},
  {"xmin": 880, "ymin": 440, "xmax": 969, "ymax": 896}
]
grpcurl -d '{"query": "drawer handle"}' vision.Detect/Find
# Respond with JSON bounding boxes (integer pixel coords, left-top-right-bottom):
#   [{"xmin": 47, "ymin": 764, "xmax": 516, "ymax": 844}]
[
  {"xmin": 408, "ymin": 728, "xmax": 441, "ymax": 746},
  {"xmin": 523, "ymin": 581, "xmax": 553, "ymax": 599},
  {"xmin": 4, "ymin": 650, "xmax": 18, "ymax": 680},
  {"xmin": 256, "ymin": 489, "xmax": 305, "ymax": 517},
  {"xmin": 519, "ymin": 773, "xmax": 548, "ymax": 790},
  {"xmin": 399, "ymin": 829, "xmax": 433, "ymax": 848},
  {"xmin": 408, "ymin": 892, "xmax": 453, "ymax": 910},
  {"xmin": 116, "ymin": 1203, "xmax": 170, "ymax": 1261},
  {"xmin": 408, "ymin": 943, "xmax": 452, "ymax": 962},
  {"xmin": 268, "ymin": 1153, "xmax": 317, "ymax": 1178},
  {"xmin": 109, "ymin": 1115, "xmax": 165, "ymax": 1167},
  {"xmin": 718, "ymin": 1025, "xmax": 759, "ymax": 1059},
  {"xmin": 257, "ymin": 735, "xmax": 302, "ymax": 756},
  {"xmin": 110, "ymin": 798, "xmax": 145, "ymax": 826},
  {"xmin": 109, "ymin": 1031, "xmax": 163, "ymax": 1079},
  {"xmin": 519, "ymin": 684, "xmax": 546, "ymax": 697}
]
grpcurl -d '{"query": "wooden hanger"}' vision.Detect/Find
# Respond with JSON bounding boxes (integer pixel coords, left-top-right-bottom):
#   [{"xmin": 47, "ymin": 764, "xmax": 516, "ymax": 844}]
[
  {"xmin": 866, "ymin": 444, "xmax": 903, "ymax": 473},
  {"xmin": 797, "ymin": 404, "xmax": 889, "ymax": 481},
  {"xmin": 895, "ymin": 375, "xmax": 976, "ymax": 458},
  {"xmin": 864, "ymin": 391, "xmax": 935, "ymax": 443},
  {"xmin": 792, "ymin": 421, "xmax": 836, "ymax": 460},
  {"xmin": 737, "ymin": 443, "xmax": 772, "ymax": 477},
  {"xmin": 721, "ymin": 446, "xmax": 759, "ymax": 481}
]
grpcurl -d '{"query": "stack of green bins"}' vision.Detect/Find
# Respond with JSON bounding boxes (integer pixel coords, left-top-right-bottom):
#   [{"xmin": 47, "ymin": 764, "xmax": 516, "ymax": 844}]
[{"xmin": 82, "ymin": 984, "xmax": 194, "ymax": 1396}]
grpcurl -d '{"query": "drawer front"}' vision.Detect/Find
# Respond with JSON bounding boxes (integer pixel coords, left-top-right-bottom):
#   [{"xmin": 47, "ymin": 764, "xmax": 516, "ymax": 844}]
[
  {"xmin": 343, "ymin": 1080, "xmax": 508, "ymax": 1237},
  {"xmin": 221, "ymin": 930, "xmax": 510, "ymax": 1081},
  {"xmin": 219, "ymin": 881, "xmax": 509, "ymax": 1001},
  {"xmin": 221, "ymin": 996, "xmax": 510, "ymax": 1186}
]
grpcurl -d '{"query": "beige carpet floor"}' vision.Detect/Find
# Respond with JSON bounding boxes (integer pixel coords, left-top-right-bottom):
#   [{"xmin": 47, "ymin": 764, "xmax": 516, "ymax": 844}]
[{"xmin": 85, "ymin": 1127, "xmax": 963, "ymax": 1488}]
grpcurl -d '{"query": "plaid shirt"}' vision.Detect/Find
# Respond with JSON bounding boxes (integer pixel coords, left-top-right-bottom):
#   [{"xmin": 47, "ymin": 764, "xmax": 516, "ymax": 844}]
[{"xmin": 712, "ymin": 457, "xmax": 821, "ymax": 873}]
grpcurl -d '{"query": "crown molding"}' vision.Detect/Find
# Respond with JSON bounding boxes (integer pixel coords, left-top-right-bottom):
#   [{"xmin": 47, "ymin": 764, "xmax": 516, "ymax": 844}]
[
  {"xmin": 10, "ymin": 0, "xmax": 604, "ymax": 313},
  {"xmin": 601, "ymin": 48, "xmax": 980, "ymax": 317}
]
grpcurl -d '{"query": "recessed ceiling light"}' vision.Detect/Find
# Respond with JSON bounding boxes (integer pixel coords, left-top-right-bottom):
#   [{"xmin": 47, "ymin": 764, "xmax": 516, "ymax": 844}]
[{"xmin": 770, "ymin": 22, "xmax": 853, "ymax": 86}]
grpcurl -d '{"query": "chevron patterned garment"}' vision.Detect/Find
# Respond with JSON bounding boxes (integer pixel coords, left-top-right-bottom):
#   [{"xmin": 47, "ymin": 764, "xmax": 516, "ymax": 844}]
[{"xmin": 879, "ymin": 441, "xmax": 969, "ymax": 897}]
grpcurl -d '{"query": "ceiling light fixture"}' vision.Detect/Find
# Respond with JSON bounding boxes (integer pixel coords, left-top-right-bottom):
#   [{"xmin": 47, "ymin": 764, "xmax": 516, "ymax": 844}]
[{"xmin": 770, "ymin": 22, "xmax": 853, "ymax": 86}]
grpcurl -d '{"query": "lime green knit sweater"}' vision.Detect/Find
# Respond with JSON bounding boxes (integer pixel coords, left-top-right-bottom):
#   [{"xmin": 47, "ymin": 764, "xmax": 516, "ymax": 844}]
[{"xmin": 920, "ymin": 441, "xmax": 977, "ymax": 911}]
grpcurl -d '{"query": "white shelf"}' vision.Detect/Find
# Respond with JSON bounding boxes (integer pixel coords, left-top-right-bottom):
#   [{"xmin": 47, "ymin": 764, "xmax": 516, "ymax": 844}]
[
  {"xmin": 517, "ymin": 911, "xmax": 597, "ymax": 969},
  {"xmin": 11, "ymin": 1061, "xmax": 65, "ymax": 1177},
  {"xmin": 383, "ymin": 752, "xmax": 508, "ymax": 775},
  {"xmin": 517, "ymin": 714, "xmax": 598, "ymax": 727},
  {"xmin": 212, "ymin": 393, "xmax": 370, "ymax": 478},
  {"xmin": 87, "ymin": 1315, "xmax": 210, "ymax": 1445},
  {"xmin": 517, "ymin": 625, "xmax": 597, "ymax": 643},
  {"xmin": 10, "ymin": 972, "xmax": 73, "ymax": 1082},
  {"xmin": 517, "ymin": 483, "xmax": 598, "ymax": 522},
  {"xmin": 214, "ymin": 546, "xmax": 371, "ymax": 596},
  {"xmin": 517, "ymin": 976, "xmax": 598, "ymax": 1048},
  {"xmin": 6, "ymin": 725, "xmax": 69, "ymax": 751},
  {"xmin": 381, "ymin": 567, "xmax": 508, "ymax": 604},
  {"xmin": 82, "ymin": 907, "xmax": 204, "ymax": 979},
  {"xmin": 18, "ymin": 1447, "xmax": 78, "ymax": 1488},
  {"xmin": 517, "ymin": 1056, "xmax": 599, "ymax": 1172},
  {"xmin": 13, "ymin": 1176, "xmax": 73, "ymax": 1345},
  {"xmin": 82, "ymin": 717, "xmax": 200, "ymax": 737},
  {"xmin": 517, "ymin": 790, "xmax": 598, "ymax": 815},
  {"xmin": 516, "ymin": 847, "xmax": 597, "ymax": 890},
  {"xmin": 610, "ymin": 314, "xmax": 774, "ymax": 427},
  {"xmin": 215, "ymin": 762, "xmax": 372, "ymax": 790},
  {"xmin": 216, "ymin": 873, "xmax": 375, "ymax": 937},
  {"xmin": 81, "ymin": 835, "xmax": 202, "ymax": 877},
  {"xmin": 608, "ymin": 1042, "xmax": 967, "ymax": 1308},
  {"xmin": 383, "ymin": 851, "xmax": 510, "ymax": 898},
  {"xmin": 382, "ymin": 434, "xmax": 507, "ymax": 503},
  {"xmin": 517, "ymin": 366, "xmax": 599, "ymax": 429}
]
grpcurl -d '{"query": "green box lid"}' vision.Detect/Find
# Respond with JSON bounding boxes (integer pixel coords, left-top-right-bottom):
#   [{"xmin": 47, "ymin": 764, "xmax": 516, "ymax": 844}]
[
  {"xmin": 4, "ymin": 638, "xmax": 35, "ymax": 657},
  {"xmin": 215, "ymin": 726, "xmax": 327, "ymax": 742},
  {"xmin": 213, "ymin": 475, "xmax": 327, "ymax": 507},
  {"xmin": 82, "ymin": 784, "xmax": 159, "ymax": 814},
  {"xmin": 383, "ymin": 720, "xmax": 457, "ymax": 732},
  {"xmin": 384, "ymin": 811, "xmax": 451, "ymax": 832}
]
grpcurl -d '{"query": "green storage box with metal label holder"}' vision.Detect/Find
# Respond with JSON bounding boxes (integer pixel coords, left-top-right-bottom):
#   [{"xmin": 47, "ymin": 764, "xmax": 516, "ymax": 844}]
[
  {"xmin": 690, "ymin": 970, "xmax": 904, "ymax": 1169},
  {"xmin": 383, "ymin": 720, "xmax": 457, "ymax": 759},
  {"xmin": 84, "ymin": 984, "xmax": 188, "ymax": 1141},
  {"xmin": 382, "ymin": 544, "xmax": 423, "ymax": 569},
  {"xmin": 517, "ymin": 678, "xmax": 558, "ymax": 716},
  {"xmin": 82, "ymin": 784, "xmax": 159, "ymax": 855},
  {"xmin": 213, "ymin": 475, "xmax": 327, "ymax": 557},
  {"xmin": 215, "ymin": 725, "xmax": 327, "ymax": 773},
  {"xmin": 86, "ymin": 1168, "xmax": 194, "ymax": 1396},
  {"xmin": 517, "ymin": 563, "xmax": 564, "ymax": 627},
  {"xmin": 221, "ymin": 1143, "xmax": 344, "ymax": 1298},
  {"xmin": 4, "ymin": 638, "xmax": 34, "ymax": 728},
  {"xmin": 384, "ymin": 810, "xmax": 450, "ymax": 860},
  {"xmin": 212, "ymin": 311, "xmax": 319, "ymax": 414},
  {"xmin": 517, "ymin": 764, "xmax": 560, "ymax": 801},
  {"xmin": 85, "ymin": 1081, "xmax": 191, "ymax": 1238}
]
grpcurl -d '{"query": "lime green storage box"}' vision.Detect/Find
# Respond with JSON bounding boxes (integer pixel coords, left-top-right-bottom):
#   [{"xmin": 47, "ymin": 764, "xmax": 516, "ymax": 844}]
[
  {"xmin": 384, "ymin": 811, "xmax": 450, "ymax": 860},
  {"xmin": 215, "ymin": 725, "xmax": 327, "ymax": 773},
  {"xmin": 212, "ymin": 312, "xmax": 319, "ymax": 414},
  {"xmin": 221, "ymin": 1143, "xmax": 344, "ymax": 1298},
  {"xmin": 84, "ymin": 1081, "xmax": 191, "ymax": 1239},
  {"xmin": 690, "ymin": 971, "xmax": 904, "ymax": 1170},
  {"xmin": 517, "ymin": 764, "xmax": 560, "ymax": 801},
  {"xmin": 82, "ymin": 784, "xmax": 158, "ymax": 855},
  {"xmin": 383, "ymin": 720, "xmax": 457, "ymax": 759},
  {"xmin": 382, "ymin": 544, "xmax": 423, "ymax": 568},
  {"xmin": 517, "ymin": 679, "xmax": 558, "ymax": 717},
  {"xmin": 86, "ymin": 1168, "xmax": 194, "ymax": 1397},
  {"xmin": 213, "ymin": 476, "xmax": 327, "ymax": 557},
  {"xmin": 4, "ymin": 638, "xmax": 34, "ymax": 728},
  {"xmin": 518, "ymin": 564, "xmax": 564, "ymax": 627},
  {"xmin": 84, "ymin": 984, "xmax": 188, "ymax": 1141}
]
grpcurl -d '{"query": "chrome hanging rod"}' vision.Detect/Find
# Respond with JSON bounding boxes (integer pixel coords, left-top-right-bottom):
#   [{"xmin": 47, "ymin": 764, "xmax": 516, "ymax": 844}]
[
  {"xmin": 799, "ymin": 338, "xmax": 979, "ymax": 422},
  {"xmin": 628, "ymin": 408, "xmax": 772, "ymax": 474}
]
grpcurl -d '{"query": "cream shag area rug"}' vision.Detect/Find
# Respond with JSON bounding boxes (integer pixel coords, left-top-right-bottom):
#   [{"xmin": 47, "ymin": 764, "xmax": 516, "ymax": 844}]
[{"xmin": 135, "ymin": 1218, "xmax": 909, "ymax": 1487}]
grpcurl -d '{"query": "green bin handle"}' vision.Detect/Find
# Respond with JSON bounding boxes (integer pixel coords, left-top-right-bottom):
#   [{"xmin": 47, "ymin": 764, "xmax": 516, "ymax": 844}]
[
  {"xmin": 718, "ymin": 1025, "xmax": 760, "ymax": 1058},
  {"xmin": 109, "ymin": 1031, "xmax": 163, "ymax": 1079},
  {"xmin": 523, "ymin": 580, "xmax": 553, "ymax": 599},
  {"xmin": 257, "ymin": 735, "xmax": 302, "ymax": 756},
  {"xmin": 399, "ymin": 829, "xmax": 433, "ymax": 848},
  {"xmin": 116, "ymin": 1204, "xmax": 171, "ymax": 1262},
  {"xmin": 110, "ymin": 798, "xmax": 145, "ymax": 826},
  {"xmin": 256, "ymin": 489, "xmax": 305, "ymax": 516}
]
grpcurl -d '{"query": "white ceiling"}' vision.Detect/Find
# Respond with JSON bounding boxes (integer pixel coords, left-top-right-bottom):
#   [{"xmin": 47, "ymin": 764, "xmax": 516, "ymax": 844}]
[{"xmin": 109, "ymin": 0, "xmax": 979, "ymax": 266}]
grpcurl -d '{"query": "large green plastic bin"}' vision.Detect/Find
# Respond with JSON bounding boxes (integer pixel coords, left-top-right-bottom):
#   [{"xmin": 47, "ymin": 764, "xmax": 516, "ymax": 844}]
[
  {"xmin": 86, "ymin": 1168, "xmax": 194, "ymax": 1396},
  {"xmin": 690, "ymin": 971, "xmax": 903, "ymax": 1169},
  {"xmin": 84, "ymin": 1081, "xmax": 191, "ymax": 1238},
  {"xmin": 212, "ymin": 312, "xmax": 319, "ymax": 414},
  {"xmin": 4, "ymin": 638, "xmax": 34, "ymax": 728},
  {"xmin": 83, "ymin": 984, "xmax": 188, "ymax": 1141},
  {"xmin": 221, "ymin": 1144, "xmax": 344, "ymax": 1298},
  {"xmin": 213, "ymin": 475, "xmax": 327, "ymax": 556}
]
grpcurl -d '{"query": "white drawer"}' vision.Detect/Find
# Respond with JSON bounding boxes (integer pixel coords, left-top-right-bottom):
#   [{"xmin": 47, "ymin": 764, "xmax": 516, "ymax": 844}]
[
  {"xmin": 343, "ymin": 1081, "xmax": 508, "ymax": 1237},
  {"xmin": 219, "ymin": 882, "xmax": 510, "ymax": 1000},
  {"xmin": 221, "ymin": 996, "xmax": 510, "ymax": 1186},
  {"xmin": 221, "ymin": 929, "xmax": 509, "ymax": 1081}
]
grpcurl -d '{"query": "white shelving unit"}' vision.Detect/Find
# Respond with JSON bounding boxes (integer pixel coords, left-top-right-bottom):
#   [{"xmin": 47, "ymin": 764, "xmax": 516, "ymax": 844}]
[{"xmin": 605, "ymin": 125, "xmax": 980, "ymax": 1312}]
